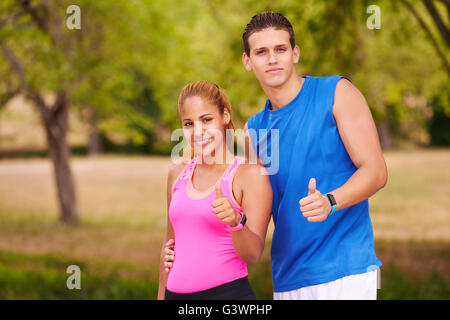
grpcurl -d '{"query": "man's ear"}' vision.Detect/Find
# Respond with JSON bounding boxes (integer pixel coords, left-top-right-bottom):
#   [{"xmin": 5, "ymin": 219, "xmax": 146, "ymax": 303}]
[
  {"xmin": 293, "ymin": 45, "xmax": 300, "ymax": 64},
  {"xmin": 242, "ymin": 52, "xmax": 252, "ymax": 71}
]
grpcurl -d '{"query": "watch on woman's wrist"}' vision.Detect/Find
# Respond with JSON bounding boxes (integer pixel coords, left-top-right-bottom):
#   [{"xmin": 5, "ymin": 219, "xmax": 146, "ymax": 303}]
[{"xmin": 229, "ymin": 213, "xmax": 247, "ymax": 231}]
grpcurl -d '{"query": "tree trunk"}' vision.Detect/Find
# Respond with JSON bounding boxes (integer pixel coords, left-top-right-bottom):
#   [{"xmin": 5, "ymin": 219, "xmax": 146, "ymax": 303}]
[
  {"xmin": 39, "ymin": 92, "xmax": 80, "ymax": 224},
  {"xmin": 1, "ymin": 32, "xmax": 80, "ymax": 224},
  {"xmin": 86, "ymin": 107, "xmax": 102, "ymax": 155},
  {"xmin": 377, "ymin": 117, "xmax": 393, "ymax": 150}
]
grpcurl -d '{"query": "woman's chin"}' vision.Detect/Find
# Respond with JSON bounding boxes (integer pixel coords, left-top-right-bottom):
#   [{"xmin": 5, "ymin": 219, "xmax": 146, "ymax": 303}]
[
  {"xmin": 200, "ymin": 147, "xmax": 215, "ymax": 159},
  {"xmin": 198, "ymin": 144, "xmax": 223, "ymax": 161}
]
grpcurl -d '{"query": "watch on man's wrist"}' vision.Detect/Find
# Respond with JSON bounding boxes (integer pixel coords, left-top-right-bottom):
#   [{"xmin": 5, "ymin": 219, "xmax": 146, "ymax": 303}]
[{"xmin": 325, "ymin": 193, "xmax": 337, "ymax": 215}]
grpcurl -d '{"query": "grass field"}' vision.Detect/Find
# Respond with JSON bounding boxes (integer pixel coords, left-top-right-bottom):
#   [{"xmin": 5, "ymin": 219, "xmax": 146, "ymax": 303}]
[{"xmin": 0, "ymin": 149, "xmax": 449, "ymax": 299}]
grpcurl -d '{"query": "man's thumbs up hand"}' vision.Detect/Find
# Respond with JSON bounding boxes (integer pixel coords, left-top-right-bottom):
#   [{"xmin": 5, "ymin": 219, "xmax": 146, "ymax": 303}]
[
  {"xmin": 212, "ymin": 182, "xmax": 241, "ymax": 228},
  {"xmin": 299, "ymin": 178, "xmax": 332, "ymax": 222},
  {"xmin": 308, "ymin": 177, "xmax": 316, "ymax": 195}
]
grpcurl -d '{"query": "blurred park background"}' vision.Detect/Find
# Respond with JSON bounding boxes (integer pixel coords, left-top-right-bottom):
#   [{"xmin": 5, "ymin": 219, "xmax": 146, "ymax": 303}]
[{"xmin": 0, "ymin": 0, "xmax": 449, "ymax": 299}]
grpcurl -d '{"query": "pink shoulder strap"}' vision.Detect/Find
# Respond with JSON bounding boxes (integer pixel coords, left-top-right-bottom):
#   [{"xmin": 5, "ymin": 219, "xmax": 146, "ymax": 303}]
[
  {"xmin": 218, "ymin": 157, "xmax": 245, "ymax": 215},
  {"xmin": 180, "ymin": 157, "xmax": 197, "ymax": 181},
  {"xmin": 223, "ymin": 157, "xmax": 244, "ymax": 182},
  {"xmin": 172, "ymin": 157, "xmax": 197, "ymax": 195}
]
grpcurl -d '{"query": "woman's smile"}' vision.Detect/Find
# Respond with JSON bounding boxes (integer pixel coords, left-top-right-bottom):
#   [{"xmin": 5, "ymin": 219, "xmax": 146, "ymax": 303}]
[{"xmin": 194, "ymin": 136, "xmax": 213, "ymax": 147}]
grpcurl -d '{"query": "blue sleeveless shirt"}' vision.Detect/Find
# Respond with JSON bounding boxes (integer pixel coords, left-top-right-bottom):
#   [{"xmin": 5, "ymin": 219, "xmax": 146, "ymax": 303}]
[{"xmin": 247, "ymin": 75, "xmax": 382, "ymax": 292}]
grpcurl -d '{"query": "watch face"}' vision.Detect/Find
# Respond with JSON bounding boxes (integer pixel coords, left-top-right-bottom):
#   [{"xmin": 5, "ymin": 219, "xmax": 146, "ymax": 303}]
[
  {"xmin": 241, "ymin": 214, "xmax": 247, "ymax": 227},
  {"xmin": 327, "ymin": 194, "xmax": 336, "ymax": 206}
]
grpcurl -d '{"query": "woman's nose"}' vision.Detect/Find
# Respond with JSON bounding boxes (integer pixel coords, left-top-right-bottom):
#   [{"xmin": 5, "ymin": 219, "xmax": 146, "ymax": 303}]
[{"xmin": 193, "ymin": 120, "xmax": 203, "ymax": 136}]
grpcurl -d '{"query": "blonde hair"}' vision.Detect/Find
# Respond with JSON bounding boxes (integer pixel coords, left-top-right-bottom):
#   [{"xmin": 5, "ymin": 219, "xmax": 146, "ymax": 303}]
[{"xmin": 178, "ymin": 81, "xmax": 235, "ymax": 130}]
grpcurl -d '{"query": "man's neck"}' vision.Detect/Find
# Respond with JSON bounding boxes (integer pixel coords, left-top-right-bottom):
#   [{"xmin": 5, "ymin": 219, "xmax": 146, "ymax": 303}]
[{"xmin": 263, "ymin": 73, "xmax": 304, "ymax": 110}]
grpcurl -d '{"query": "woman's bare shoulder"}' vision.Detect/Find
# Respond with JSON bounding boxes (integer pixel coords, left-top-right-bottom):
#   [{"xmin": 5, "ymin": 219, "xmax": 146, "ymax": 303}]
[
  {"xmin": 234, "ymin": 162, "xmax": 270, "ymax": 186},
  {"xmin": 168, "ymin": 160, "xmax": 189, "ymax": 183}
]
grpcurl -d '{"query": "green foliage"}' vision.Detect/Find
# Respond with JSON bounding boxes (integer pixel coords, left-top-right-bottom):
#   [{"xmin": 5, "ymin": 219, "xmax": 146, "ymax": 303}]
[
  {"xmin": 0, "ymin": 250, "xmax": 158, "ymax": 299},
  {"xmin": 0, "ymin": 266, "xmax": 157, "ymax": 299},
  {"xmin": 378, "ymin": 263, "xmax": 450, "ymax": 300},
  {"xmin": 1, "ymin": 0, "xmax": 448, "ymax": 148},
  {"xmin": 429, "ymin": 83, "xmax": 450, "ymax": 146},
  {"xmin": 1, "ymin": 249, "xmax": 448, "ymax": 300}
]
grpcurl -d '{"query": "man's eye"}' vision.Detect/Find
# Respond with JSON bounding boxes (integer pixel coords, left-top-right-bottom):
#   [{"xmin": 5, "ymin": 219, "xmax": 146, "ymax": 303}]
[
  {"xmin": 257, "ymin": 50, "xmax": 265, "ymax": 55},
  {"xmin": 277, "ymin": 48, "xmax": 286, "ymax": 52}
]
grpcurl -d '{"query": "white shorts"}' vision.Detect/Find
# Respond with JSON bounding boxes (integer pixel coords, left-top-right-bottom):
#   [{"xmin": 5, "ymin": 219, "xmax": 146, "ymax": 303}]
[{"xmin": 273, "ymin": 269, "xmax": 379, "ymax": 300}]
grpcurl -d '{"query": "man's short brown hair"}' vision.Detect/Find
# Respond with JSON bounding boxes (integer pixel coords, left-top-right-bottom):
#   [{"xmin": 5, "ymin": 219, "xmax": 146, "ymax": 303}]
[{"xmin": 243, "ymin": 12, "xmax": 295, "ymax": 56}]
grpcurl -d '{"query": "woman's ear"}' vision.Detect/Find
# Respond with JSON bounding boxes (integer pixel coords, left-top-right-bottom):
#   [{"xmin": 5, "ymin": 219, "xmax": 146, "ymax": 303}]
[{"xmin": 223, "ymin": 109, "xmax": 231, "ymax": 126}]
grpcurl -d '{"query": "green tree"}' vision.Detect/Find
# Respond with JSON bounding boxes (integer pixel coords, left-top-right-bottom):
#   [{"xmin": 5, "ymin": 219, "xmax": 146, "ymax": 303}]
[{"xmin": 0, "ymin": 0, "xmax": 156, "ymax": 223}]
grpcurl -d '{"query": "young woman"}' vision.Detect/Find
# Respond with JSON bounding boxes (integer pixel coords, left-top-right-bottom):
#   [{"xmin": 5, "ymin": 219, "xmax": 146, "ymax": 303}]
[{"xmin": 157, "ymin": 81, "xmax": 272, "ymax": 300}]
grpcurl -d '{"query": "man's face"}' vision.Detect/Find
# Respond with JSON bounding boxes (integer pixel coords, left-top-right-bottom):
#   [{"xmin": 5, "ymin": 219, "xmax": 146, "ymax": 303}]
[{"xmin": 243, "ymin": 27, "xmax": 299, "ymax": 89}]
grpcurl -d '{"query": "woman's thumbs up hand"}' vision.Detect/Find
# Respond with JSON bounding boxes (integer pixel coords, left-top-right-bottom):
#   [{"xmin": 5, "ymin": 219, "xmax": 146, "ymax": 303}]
[{"xmin": 212, "ymin": 182, "xmax": 241, "ymax": 228}]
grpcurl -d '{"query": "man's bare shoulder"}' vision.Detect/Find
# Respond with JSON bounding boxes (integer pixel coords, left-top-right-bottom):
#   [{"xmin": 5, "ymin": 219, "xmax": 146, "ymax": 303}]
[
  {"xmin": 335, "ymin": 78, "xmax": 366, "ymax": 106},
  {"xmin": 334, "ymin": 78, "xmax": 369, "ymax": 116}
]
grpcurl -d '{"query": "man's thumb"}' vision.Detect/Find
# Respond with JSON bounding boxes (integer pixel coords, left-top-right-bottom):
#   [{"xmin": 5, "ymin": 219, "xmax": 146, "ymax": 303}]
[{"xmin": 308, "ymin": 178, "xmax": 316, "ymax": 195}]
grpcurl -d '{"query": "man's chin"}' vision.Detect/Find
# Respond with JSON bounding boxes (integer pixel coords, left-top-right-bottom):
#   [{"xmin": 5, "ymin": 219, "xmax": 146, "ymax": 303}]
[{"xmin": 262, "ymin": 76, "xmax": 288, "ymax": 89}]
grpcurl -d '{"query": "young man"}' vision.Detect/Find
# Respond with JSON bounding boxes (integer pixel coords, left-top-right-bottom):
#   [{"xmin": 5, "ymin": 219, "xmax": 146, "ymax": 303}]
[{"xmin": 242, "ymin": 12, "xmax": 387, "ymax": 299}]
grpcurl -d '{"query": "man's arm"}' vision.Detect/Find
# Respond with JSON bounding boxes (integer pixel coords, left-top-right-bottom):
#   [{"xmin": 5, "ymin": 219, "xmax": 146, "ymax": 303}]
[
  {"xmin": 331, "ymin": 78, "xmax": 388, "ymax": 209},
  {"xmin": 299, "ymin": 78, "xmax": 388, "ymax": 221}
]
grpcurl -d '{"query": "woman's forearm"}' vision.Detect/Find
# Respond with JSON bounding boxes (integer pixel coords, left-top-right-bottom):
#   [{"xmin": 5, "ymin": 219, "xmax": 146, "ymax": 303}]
[
  {"xmin": 231, "ymin": 226, "xmax": 265, "ymax": 264},
  {"xmin": 158, "ymin": 249, "xmax": 168, "ymax": 300},
  {"xmin": 157, "ymin": 243, "xmax": 169, "ymax": 300}
]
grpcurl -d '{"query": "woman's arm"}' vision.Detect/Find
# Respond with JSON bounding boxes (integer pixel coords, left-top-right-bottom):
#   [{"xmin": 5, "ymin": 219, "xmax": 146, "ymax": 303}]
[
  {"xmin": 157, "ymin": 163, "xmax": 185, "ymax": 300},
  {"xmin": 157, "ymin": 217, "xmax": 174, "ymax": 299},
  {"xmin": 229, "ymin": 163, "xmax": 272, "ymax": 264}
]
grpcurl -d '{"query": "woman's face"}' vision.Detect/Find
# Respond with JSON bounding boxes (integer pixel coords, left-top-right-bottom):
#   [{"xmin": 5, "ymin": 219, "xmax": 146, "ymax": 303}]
[{"xmin": 180, "ymin": 96, "xmax": 230, "ymax": 159}]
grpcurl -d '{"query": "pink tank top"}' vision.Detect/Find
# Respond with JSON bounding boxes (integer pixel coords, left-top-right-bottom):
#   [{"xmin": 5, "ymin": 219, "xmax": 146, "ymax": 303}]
[{"xmin": 166, "ymin": 156, "xmax": 248, "ymax": 293}]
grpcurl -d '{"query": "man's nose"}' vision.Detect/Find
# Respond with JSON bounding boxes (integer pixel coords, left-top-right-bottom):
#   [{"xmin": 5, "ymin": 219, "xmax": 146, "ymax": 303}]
[{"xmin": 268, "ymin": 50, "xmax": 277, "ymax": 64}]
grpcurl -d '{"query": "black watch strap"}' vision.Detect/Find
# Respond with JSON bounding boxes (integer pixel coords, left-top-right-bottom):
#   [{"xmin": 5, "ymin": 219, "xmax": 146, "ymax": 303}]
[
  {"xmin": 325, "ymin": 193, "xmax": 337, "ymax": 215},
  {"xmin": 240, "ymin": 214, "xmax": 247, "ymax": 227},
  {"xmin": 326, "ymin": 193, "xmax": 336, "ymax": 206}
]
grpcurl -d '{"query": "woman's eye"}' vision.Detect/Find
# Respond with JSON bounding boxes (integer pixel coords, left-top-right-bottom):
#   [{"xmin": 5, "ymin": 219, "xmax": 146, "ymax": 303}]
[
  {"xmin": 203, "ymin": 118, "xmax": 212, "ymax": 123},
  {"xmin": 184, "ymin": 122, "xmax": 193, "ymax": 126}
]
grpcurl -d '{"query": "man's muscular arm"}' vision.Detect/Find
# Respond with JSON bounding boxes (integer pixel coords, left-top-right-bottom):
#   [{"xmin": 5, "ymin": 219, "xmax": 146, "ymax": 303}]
[{"xmin": 299, "ymin": 79, "xmax": 387, "ymax": 221}]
